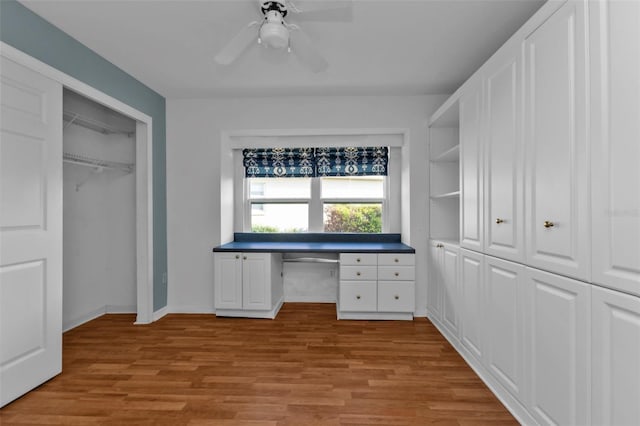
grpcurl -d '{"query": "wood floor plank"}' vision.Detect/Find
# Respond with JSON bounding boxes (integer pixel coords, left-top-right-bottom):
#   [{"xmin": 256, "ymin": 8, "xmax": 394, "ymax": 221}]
[{"xmin": 0, "ymin": 303, "xmax": 516, "ymax": 425}]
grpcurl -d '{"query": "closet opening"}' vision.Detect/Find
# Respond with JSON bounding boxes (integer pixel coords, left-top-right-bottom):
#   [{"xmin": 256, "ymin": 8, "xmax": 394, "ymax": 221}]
[{"xmin": 62, "ymin": 89, "xmax": 139, "ymax": 331}]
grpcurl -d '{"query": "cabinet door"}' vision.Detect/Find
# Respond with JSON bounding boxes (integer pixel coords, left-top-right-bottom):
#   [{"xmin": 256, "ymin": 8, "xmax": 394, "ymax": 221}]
[
  {"xmin": 485, "ymin": 256, "xmax": 525, "ymax": 402},
  {"xmin": 590, "ymin": 0, "xmax": 640, "ymax": 296},
  {"xmin": 484, "ymin": 51, "xmax": 524, "ymax": 262},
  {"xmin": 441, "ymin": 245, "xmax": 459, "ymax": 338},
  {"xmin": 592, "ymin": 286, "xmax": 640, "ymax": 426},
  {"xmin": 214, "ymin": 252, "xmax": 242, "ymax": 309},
  {"xmin": 460, "ymin": 83, "xmax": 484, "ymax": 251},
  {"xmin": 459, "ymin": 249, "xmax": 484, "ymax": 362},
  {"xmin": 242, "ymin": 253, "xmax": 271, "ymax": 310},
  {"xmin": 427, "ymin": 242, "xmax": 443, "ymax": 321},
  {"xmin": 524, "ymin": 1, "xmax": 590, "ymax": 281},
  {"xmin": 525, "ymin": 267, "xmax": 590, "ymax": 426}
]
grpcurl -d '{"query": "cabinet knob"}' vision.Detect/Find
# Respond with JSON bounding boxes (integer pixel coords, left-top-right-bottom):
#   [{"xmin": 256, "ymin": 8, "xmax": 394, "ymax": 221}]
[
  {"xmin": 235, "ymin": 255, "xmax": 240, "ymax": 259},
  {"xmin": 356, "ymin": 295, "xmax": 361, "ymax": 300},
  {"xmin": 436, "ymin": 243, "xmax": 444, "ymax": 248},
  {"xmin": 394, "ymin": 272, "xmax": 399, "ymax": 277},
  {"xmin": 243, "ymin": 256, "xmax": 247, "ymax": 260},
  {"xmin": 394, "ymin": 258, "xmax": 399, "ymax": 263},
  {"xmin": 543, "ymin": 220, "xmax": 555, "ymax": 228},
  {"xmin": 394, "ymin": 295, "xmax": 399, "ymax": 300},
  {"xmin": 356, "ymin": 272, "xmax": 361, "ymax": 276},
  {"xmin": 356, "ymin": 258, "xmax": 361, "ymax": 262},
  {"xmin": 495, "ymin": 218, "xmax": 504, "ymax": 224}
]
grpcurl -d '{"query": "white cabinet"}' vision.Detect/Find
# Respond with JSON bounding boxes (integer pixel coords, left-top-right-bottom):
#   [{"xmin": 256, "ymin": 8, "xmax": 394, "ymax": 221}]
[
  {"xmin": 338, "ymin": 253, "xmax": 415, "ymax": 320},
  {"xmin": 524, "ymin": 0, "xmax": 590, "ymax": 281},
  {"xmin": 590, "ymin": 0, "xmax": 640, "ymax": 297},
  {"xmin": 459, "ymin": 249, "xmax": 484, "ymax": 362},
  {"xmin": 213, "ymin": 252, "xmax": 283, "ymax": 318},
  {"xmin": 591, "ymin": 286, "xmax": 640, "ymax": 426},
  {"xmin": 484, "ymin": 256, "xmax": 525, "ymax": 402},
  {"xmin": 429, "ymin": 241, "xmax": 459, "ymax": 337},
  {"xmin": 460, "ymin": 82, "xmax": 484, "ymax": 252},
  {"xmin": 483, "ymin": 49, "xmax": 524, "ymax": 262},
  {"xmin": 525, "ymin": 267, "xmax": 590, "ymax": 426},
  {"xmin": 427, "ymin": 242, "xmax": 443, "ymax": 321}
]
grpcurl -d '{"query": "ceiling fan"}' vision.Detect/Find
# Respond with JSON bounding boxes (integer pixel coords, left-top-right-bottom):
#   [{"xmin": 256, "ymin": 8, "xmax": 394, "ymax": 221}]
[{"xmin": 214, "ymin": 0, "xmax": 353, "ymax": 73}]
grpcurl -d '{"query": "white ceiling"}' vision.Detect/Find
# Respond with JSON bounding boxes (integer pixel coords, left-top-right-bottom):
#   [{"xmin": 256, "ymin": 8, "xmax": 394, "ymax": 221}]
[{"xmin": 20, "ymin": 0, "xmax": 545, "ymax": 98}]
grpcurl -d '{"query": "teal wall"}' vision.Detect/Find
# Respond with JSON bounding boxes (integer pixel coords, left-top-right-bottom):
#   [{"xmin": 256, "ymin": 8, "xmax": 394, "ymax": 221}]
[{"xmin": 0, "ymin": 0, "xmax": 168, "ymax": 311}]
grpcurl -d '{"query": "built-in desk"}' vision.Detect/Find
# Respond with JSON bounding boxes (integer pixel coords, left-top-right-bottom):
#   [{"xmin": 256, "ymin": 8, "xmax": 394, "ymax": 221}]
[{"xmin": 212, "ymin": 234, "xmax": 415, "ymax": 320}]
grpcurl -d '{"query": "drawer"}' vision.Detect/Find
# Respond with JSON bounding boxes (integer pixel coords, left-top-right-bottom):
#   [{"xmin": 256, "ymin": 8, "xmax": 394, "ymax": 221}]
[
  {"xmin": 377, "ymin": 266, "xmax": 415, "ymax": 281},
  {"xmin": 340, "ymin": 265, "xmax": 377, "ymax": 281},
  {"xmin": 340, "ymin": 253, "xmax": 377, "ymax": 266},
  {"xmin": 378, "ymin": 281, "xmax": 415, "ymax": 313},
  {"xmin": 378, "ymin": 253, "xmax": 415, "ymax": 266},
  {"xmin": 339, "ymin": 281, "xmax": 377, "ymax": 311}
]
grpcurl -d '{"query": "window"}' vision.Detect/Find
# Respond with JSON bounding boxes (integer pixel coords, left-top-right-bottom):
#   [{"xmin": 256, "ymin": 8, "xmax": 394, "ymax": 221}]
[{"xmin": 245, "ymin": 176, "xmax": 387, "ymax": 233}]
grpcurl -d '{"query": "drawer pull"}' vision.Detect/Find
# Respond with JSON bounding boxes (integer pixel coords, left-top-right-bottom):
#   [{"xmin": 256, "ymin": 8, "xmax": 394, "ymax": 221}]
[
  {"xmin": 436, "ymin": 243, "xmax": 444, "ymax": 248},
  {"xmin": 235, "ymin": 255, "xmax": 240, "ymax": 259},
  {"xmin": 394, "ymin": 295, "xmax": 399, "ymax": 300},
  {"xmin": 495, "ymin": 218, "xmax": 504, "ymax": 224},
  {"xmin": 394, "ymin": 258, "xmax": 399, "ymax": 263},
  {"xmin": 243, "ymin": 256, "xmax": 247, "ymax": 260},
  {"xmin": 356, "ymin": 258, "xmax": 361, "ymax": 262},
  {"xmin": 394, "ymin": 272, "xmax": 399, "ymax": 277},
  {"xmin": 356, "ymin": 295, "xmax": 361, "ymax": 300},
  {"xmin": 543, "ymin": 220, "xmax": 555, "ymax": 228},
  {"xmin": 356, "ymin": 272, "xmax": 361, "ymax": 276}
]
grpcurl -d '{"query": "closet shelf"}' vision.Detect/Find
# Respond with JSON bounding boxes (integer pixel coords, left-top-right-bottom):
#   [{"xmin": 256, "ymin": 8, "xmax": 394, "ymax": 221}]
[
  {"xmin": 63, "ymin": 110, "xmax": 134, "ymax": 137},
  {"xmin": 430, "ymin": 191, "xmax": 461, "ymax": 200},
  {"xmin": 63, "ymin": 152, "xmax": 134, "ymax": 174},
  {"xmin": 431, "ymin": 145, "xmax": 460, "ymax": 163}
]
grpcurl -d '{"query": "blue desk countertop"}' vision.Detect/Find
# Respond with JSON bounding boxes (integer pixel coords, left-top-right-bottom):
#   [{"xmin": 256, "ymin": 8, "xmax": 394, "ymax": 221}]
[{"xmin": 213, "ymin": 233, "xmax": 415, "ymax": 254}]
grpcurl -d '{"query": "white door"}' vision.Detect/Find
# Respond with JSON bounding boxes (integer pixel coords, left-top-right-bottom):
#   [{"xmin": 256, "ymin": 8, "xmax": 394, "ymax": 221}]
[
  {"xmin": 484, "ymin": 255, "xmax": 525, "ymax": 402},
  {"xmin": 460, "ymin": 82, "xmax": 484, "ymax": 251},
  {"xmin": 524, "ymin": 1, "xmax": 590, "ymax": 282},
  {"xmin": 459, "ymin": 249, "xmax": 484, "ymax": 362},
  {"xmin": 441, "ymin": 244, "xmax": 459, "ymax": 338},
  {"xmin": 214, "ymin": 252, "xmax": 242, "ymax": 309},
  {"xmin": 525, "ymin": 267, "xmax": 590, "ymax": 426},
  {"xmin": 590, "ymin": 0, "xmax": 640, "ymax": 297},
  {"xmin": 0, "ymin": 57, "xmax": 63, "ymax": 406},
  {"xmin": 427, "ymin": 241, "xmax": 443, "ymax": 321},
  {"xmin": 592, "ymin": 286, "xmax": 640, "ymax": 426},
  {"xmin": 242, "ymin": 253, "xmax": 270, "ymax": 310},
  {"xmin": 483, "ymin": 50, "xmax": 524, "ymax": 262}
]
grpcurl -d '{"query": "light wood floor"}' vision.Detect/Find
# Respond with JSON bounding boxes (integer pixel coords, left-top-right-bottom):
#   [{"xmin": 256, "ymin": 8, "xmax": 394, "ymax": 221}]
[{"xmin": 1, "ymin": 303, "xmax": 516, "ymax": 425}]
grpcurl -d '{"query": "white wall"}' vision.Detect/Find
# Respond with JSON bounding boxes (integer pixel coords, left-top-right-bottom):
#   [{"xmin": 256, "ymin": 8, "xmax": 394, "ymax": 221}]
[
  {"xmin": 166, "ymin": 95, "xmax": 446, "ymax": 315},
  {"xmin": 62, "ymin": 96, "xmax": 136, "ymax": 330}
]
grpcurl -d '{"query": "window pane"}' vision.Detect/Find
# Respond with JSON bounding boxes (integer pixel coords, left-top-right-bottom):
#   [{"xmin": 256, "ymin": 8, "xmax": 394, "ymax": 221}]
[
  {"xmin": 323, "ymin": 203, "xmax": 382, "ymax": 233},
  {"xmin": 248, "ymin": 178, "xmax": 311, "ymax": 199},
  {"xmin": 321, "ymin": 176, "xmax": 384, "ymax": 199},
  {"xmin": 251, "ymin": 203, "xmax": 308, "ymax": 232}
]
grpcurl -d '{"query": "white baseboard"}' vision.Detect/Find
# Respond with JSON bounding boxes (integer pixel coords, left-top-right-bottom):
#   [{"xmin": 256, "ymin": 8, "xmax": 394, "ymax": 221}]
[
  {"xmin": 168, "ymin": 305, "xmax": 215, "ymax": 314},
  {"xmin": 284, "ymin": 296, "xmax": 336, "ymax": 303},
  {"xmin": 106, "ymin": 304, "xmax": 136, "ymax": 313},
  {"xmin": 63, "ymin": 305, "xmax": 136, "ymax": 332},
  {"xmin": 152, "ymin": 306, "xmax": 169, "ymax": 321}
]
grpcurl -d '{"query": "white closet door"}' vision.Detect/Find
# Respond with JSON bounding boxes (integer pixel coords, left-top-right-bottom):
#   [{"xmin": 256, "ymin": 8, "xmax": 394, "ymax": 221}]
[
  {"xmin": 524, "ymin": 0, "xmax": 590, "ymax": 281},
  {"xmin": 459, "ymin": 249, "xmax": 484, "ymax": 362},
  {"xmin": 590, "ymin": 0, "xmax": 640, "ymax": 296},
  {"xmin": 441, "ymin": 244, "xmax": 459, "ymax": 338},
  {"xmin": 0, "ymin": 56, "xmax": 63, "ymax": 407}
]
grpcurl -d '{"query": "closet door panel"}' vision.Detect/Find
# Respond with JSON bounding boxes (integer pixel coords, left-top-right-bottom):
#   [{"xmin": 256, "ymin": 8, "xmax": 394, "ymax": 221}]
[
  {"xmin": 484, "ymin": 52, "xmax": 523, "ymax": 262},
  {"xmin": 524, "ymin": 1, "xmax": 589, "ymax": 281},
  {"xmin": 441, "ymin": 245, "xmax": 459, "ymax": 338},
  {"xmin": 525, "ymin": 267, "xmax": 590, "ymax": 426},
  {"xmin": 459, "ymin": 249, "xmax": 484, "ymax": 362},
  {"xmin": 590, "ymin": 0, "xmax": 640, "ymax": 296},
  {"xmin": 460, "ymin": 83, "xmax": 484, "ymax": 251},
  {"xmin": 427, "ymin": 242, "xmax": 443, "ymax": 321}
]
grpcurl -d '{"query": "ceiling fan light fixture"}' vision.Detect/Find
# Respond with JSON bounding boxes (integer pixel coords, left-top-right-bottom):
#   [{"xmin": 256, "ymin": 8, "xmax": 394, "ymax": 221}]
[{"xmin": 259, "ymin": 20, "xmax": 289, "ymax": 49}]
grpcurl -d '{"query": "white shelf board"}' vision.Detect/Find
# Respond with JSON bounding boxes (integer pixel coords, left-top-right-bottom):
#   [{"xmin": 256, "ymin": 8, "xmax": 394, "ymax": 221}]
[
  {"xmin": 431, "ymin": 145, "xmax": 460, "ymax": 163},
  {"xmin": 430, "ymin": 191, "xmax": 461, "ymax": 200}
]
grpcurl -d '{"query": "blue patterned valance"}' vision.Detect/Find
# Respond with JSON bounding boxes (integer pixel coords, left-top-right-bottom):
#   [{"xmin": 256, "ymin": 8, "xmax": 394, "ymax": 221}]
[
  {"xmin": 242, "ymin": 147, "xmax": 388, "ymax": 178},
  {"xmin": 243, "ymin": 148, "xmax": 315, "ymax": 178},
  {"xmin": 315, "ymin": 147, "xmax": 388, "ymax": 176}
]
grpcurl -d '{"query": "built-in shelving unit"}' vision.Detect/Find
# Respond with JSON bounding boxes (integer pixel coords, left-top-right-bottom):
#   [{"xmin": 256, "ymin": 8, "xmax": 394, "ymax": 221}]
[
  {"xmin": 63, "ymin": 110, "xmax": 134, "ymax": 137},
  {"xmin": 63, "ymin": 152, "xmax": 134, "ymax": 174},
  {"xmin": 428, "ymin": 98, "xmax": 460, "ymax": 243}
]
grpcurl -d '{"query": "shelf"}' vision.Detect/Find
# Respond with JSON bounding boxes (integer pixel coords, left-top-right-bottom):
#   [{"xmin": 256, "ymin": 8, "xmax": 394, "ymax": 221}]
[
  {"xmin": 431, "ymin": 145, "xmax": 460, "ymax": 163},
  {"xmin": 63, "ymin": 110, "xmax": 134, "ymax": 137},
  {"xmin": 430, "ymin": 191, "xmax": 460, "ymax": 200},
  {"xmin": 63, "ymin": 152, "xmax": 134, "ymax": 174}
]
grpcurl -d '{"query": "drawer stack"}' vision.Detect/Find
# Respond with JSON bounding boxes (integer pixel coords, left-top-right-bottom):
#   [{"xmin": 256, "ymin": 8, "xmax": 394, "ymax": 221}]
[{"xmin": 338, "ymin": 253, "xmax": 415, "ymax": 320}]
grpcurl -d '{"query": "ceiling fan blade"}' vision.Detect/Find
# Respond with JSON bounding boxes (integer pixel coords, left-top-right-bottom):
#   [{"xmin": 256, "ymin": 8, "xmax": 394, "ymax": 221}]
[
  {"xmin": 287, "ymin": 0, "xmax": 353, "ymax": 22},
  {"xmin": 290, "ymin": 27, "xmax": 328, "ymax": 73},
  {"xmin": 214, "ymin": 21, "xmax": 259, "ymax": 65}
]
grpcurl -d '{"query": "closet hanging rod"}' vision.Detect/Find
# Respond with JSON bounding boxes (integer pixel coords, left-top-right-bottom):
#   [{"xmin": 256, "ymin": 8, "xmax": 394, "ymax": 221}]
[
  {"xmin": 63, "ymin": 110, "xmax": 135, "ymax": 137},
  {"xmin": 63, "ymin": 152, "xmax": 134, "ymax": 174}
]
